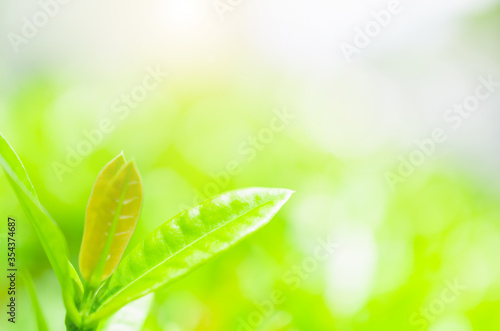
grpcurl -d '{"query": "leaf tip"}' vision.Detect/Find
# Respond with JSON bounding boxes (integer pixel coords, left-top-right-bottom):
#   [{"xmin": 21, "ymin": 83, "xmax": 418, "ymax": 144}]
[
  {"xmin": 271, "ymin": 188, "xmax": 295, "ymax": 200},
  {"xmin": 277, "ymin": 188, "xmax": 294, "ymax": 205},
  {"xmin": 117, "ymin": 151, "xmax": 126, "ymax": 161},
  {"xmin": 126, "ymin": 158, "xmax": 140, "ymax": 172}
]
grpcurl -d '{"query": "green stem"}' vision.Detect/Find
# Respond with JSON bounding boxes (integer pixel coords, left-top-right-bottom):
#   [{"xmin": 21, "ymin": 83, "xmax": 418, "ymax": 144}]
[
  {"xmin": 65, "ymin": 315, "xmax": 99, "ymax": 331},
  {"xmin": 79, "ymin": 285, "xmax": 99, "ymax": 329}
]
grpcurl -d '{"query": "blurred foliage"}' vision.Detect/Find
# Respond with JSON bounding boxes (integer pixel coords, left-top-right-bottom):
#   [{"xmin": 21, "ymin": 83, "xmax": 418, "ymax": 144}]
[{"xmin": 0, "ymin": 69, "xmax": 500, "ymax": 331}]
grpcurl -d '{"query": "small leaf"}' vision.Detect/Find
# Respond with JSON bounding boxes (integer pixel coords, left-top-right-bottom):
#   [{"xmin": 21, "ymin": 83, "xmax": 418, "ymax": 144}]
[
  {"xmin": 98, "ymin": 294, "xmax": 154, "ymax": 331},
  {"xmin": 0, "ymin": 132, "xmax": 83, "ymax": 323},
  {"xmin": 20, "ymin": 270, "xmax": 49, "ymax": 331},
  {"xmin": 79, "ymin": 155, "xmax": 143, "ymax": 284},
  {"xmin": 90, "ymin": 188, "xmax": 293, "ymax": 320}
]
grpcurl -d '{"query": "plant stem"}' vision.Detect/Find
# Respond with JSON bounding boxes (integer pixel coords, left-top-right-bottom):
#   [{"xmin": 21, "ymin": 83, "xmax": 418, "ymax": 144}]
[
  {"xmin": 79, "ymin": 285, "xmax": 98, "ymax": 329},
  {"xmin": 65, "ymin": 314, "xmax": 99, "ymax": 331}
]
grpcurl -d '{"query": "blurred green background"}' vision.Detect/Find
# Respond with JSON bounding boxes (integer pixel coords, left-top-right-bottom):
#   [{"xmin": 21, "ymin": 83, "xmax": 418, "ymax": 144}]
[{"xmin": 2, "ymin": 0, "xmax": 500, "ymax": 330}]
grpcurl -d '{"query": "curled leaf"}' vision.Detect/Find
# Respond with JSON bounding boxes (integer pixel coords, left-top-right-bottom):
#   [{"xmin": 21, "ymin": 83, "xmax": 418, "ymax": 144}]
[{"xmin": 79, "ymin": 154, "xmax": 143, "ymax": 284}]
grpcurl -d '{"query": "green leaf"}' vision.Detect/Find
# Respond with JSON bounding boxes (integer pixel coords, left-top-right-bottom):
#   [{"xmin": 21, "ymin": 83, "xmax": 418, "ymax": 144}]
[
  {"xmin": 90, "ymin": 188, "xmax": 293, "ymax": 321},
  {"xmin": 0, "ymin": 132, "xmax": 83, "ymax": 324},
  {"xmin": 20, "ymin": 270, "xmax": 49, "ymax": 331},
  {"xmin": 79, "ymin": 154, "xmax": 143, "ymax": 285},
  {"xmin": 98, "ymin": 294, "xmax": 154, "ymax": 331}
]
